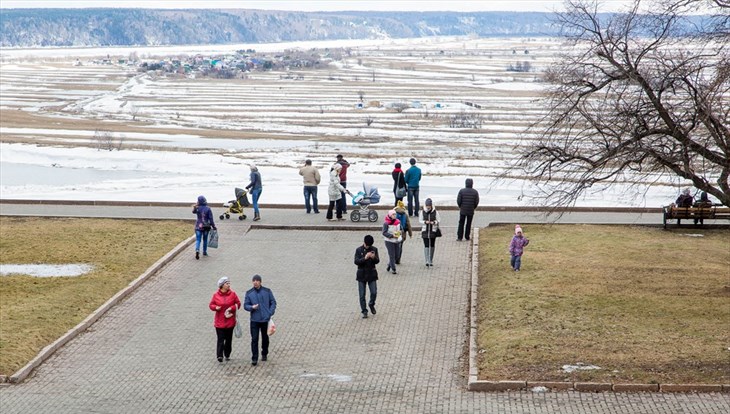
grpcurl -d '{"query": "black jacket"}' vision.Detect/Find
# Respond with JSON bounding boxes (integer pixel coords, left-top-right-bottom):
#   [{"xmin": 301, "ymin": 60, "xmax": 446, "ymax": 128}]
[
  {"xmin": 457, "ymin": 187, "xmax": 480, "ymax": 215},
  {"xmin": 354, "ymin": 245, "xmax": 380, "ymax": 282},
  {"xmin": 392, "ymin": 169, "xmax": 406, "ymax": 192}
]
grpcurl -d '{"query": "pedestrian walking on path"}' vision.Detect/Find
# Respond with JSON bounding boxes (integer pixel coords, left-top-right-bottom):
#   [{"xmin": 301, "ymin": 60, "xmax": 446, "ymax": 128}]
[
  {"xmin": 354, "ymin": 235, "xmax": 379, "ymax": 319},
  {"xmin": 392, "ymin": 162, "xmax": 407, "ymax": 205},
  {"xmin": 299, "ymin": 159, "xmax": 321, "ymax": 214},
  {"xmin": 509, "ymin": 225, "xmax": 530, "ymax": 271},
  {"xmin": 405, "ymin": 158, "xmax": 422, "ymax": 216},
  {"xmin": 193, "ymin": 195, "xmax": 216, "ymax": 260},
  {"xmin": 382, "ymin": 209, "xmax": 402, "ymax": 274},
  {"xmin": 456, "ymin": 178, "xmax": 479, "ymax": 241},
  {"xmin": 420, "ymin": 198, "xmax": 441, "ymax": 267},
  {"xmin": 244, "ymin": 274, "xmax": 277, "ymax": 366},
  {"xmin": 327, "ymin": 163, "xmax": 350, "ymax": 221},
  {"xmin": 245, "ymin": 165, "xmax": 263, "ymax": 221},
  {"xmin": 209, "ymin": 277, "xmax": 241, "ymax": 363},
  {"xmin": 394, "ymin": 200, "xmax": 412, "ymax": 264},
  {"xmin": 336, "ymin": 154, "xmax": 350, "ymax": 214}
]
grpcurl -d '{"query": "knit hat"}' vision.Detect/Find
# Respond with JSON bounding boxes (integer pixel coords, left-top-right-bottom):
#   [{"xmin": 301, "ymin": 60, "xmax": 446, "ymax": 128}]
[
  {"xmin": 250, "ymin": 165, "xmax": 258, "ymax": 172},
  {"xmin": 252, "ymin": 274, "xmax": 262, "ymax": 282},
  {"xmin": 425, "ymin": 198, "xmax": 433, "ymax": 207},
  {"xmin": 515, "ymin": 225, "xmax": 523, "ymax": 235},
  {"xmin": 217, "ymin": 276, "xmax": 229, "ymax": 288},
  {"xmin": 388, "ymin": 209, "xmax": 397, "ymax": 218}
]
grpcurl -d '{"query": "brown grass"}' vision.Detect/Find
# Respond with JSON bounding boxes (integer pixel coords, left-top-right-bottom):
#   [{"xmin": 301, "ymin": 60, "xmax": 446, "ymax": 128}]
[
  {"xmin": 477, "ymin": 224, "xmax": 730, "ymax": 384},
  {"xmin": 0, "ymin": 217, "xmax": 190, "ymax": 376}
]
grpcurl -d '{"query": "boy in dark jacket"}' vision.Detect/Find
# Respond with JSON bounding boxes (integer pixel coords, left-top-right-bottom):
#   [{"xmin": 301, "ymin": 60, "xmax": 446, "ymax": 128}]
[{"xmin": 354, "ymin": 235, "xmax": 380, "ymax": 319}]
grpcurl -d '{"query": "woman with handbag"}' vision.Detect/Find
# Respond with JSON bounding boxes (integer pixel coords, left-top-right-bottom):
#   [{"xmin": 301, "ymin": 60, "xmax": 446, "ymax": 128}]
[
  {"xmin": 420, "ymin": 198, "xmax": 441, "ymax": 267},
  {"xmin": 209, "ymin": 277, "xmax": 241, "ymax": 363},
  {"xmin": 192, "ymin": 195, "xmax": 216, "ymax": 260},
  {"xmin": 392, "ymin": 162, "xmax": 407, "ymax": 206}
]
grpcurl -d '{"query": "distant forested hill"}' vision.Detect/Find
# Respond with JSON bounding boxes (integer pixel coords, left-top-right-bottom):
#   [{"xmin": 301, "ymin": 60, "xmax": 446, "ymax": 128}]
[
  {"xmin": 0, "ymin": 9, "xmax": 560, "ymax": 47},
  {"xmin": 0, "ymin": 9, "xmax": 710, "ymax": 48}
]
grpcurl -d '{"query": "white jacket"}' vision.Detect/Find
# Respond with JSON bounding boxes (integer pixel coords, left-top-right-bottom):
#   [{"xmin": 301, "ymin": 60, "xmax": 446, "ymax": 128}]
[{"xmin": 328, "ymin": 169, "xmax": 346, "ymax": 201}]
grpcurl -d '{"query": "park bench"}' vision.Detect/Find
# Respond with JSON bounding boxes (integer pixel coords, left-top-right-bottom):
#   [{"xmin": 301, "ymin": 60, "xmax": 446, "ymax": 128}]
[{"xmin": 662, "ymin": 204, "xmax": 730, "ymax": 228}]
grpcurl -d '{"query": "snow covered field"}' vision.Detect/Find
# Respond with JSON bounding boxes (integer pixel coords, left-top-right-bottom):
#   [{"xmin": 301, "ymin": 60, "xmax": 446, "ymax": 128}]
[{"xmin": 0, "ymin": 36, "xmax": 690, "ymax": 207}]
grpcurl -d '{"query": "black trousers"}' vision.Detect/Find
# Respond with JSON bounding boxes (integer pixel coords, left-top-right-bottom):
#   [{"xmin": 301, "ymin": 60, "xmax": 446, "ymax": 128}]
[
  {"xmin": 457, "ymin": 213, "xmax": 474, "ymax": 240},
  {"xmin": 215, "ymin": 327, "xmax": 234, "ymax": 359},
  {"xmin": 250, "ymin": 321, "xmax": 269, "ymax": 362}
]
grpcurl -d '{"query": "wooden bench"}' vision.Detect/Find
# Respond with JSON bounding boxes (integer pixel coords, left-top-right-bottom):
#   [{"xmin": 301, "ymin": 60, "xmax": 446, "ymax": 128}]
[{"xmin": 662, "ymin": 205, "xmax": 730, "ymax": 228}]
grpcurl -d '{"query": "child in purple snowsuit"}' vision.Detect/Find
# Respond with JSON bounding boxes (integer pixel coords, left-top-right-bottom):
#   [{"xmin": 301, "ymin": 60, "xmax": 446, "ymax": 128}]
[{"xmin": 509, "ymin": 225, "xmax": 529, "ymax": 271}]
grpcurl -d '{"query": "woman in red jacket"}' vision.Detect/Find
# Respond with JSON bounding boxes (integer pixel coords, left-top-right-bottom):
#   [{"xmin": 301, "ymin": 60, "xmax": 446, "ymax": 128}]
[{"xmin": 209, "ymin": 277, "xmax": 241, "ymax": 362}]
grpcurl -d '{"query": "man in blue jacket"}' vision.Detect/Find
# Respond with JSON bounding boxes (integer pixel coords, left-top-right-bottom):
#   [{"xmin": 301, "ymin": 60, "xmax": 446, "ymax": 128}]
[
  {"xmin": 404, "ymin": 158, "xmax": 422, "ymax": 216},
  {"xmin": 244, "ymin": 274, "xmax": 277, "ymax": 366}
]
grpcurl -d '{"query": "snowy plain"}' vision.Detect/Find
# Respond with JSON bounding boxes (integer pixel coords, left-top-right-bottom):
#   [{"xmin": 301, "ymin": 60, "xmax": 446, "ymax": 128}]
[{"xmin": 0, "ymin": 36, "xmax": 697, "ymax": 207}]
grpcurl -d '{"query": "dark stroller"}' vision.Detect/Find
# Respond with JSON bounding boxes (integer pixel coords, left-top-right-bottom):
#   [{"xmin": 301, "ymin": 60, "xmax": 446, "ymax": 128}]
[
  {"xmin": 220, "ymin": 187, "xmax": 249, "ymax": 220},
  {"xmin": 350, "ymin": 182, "xmax": 380, "ymax": 222}
]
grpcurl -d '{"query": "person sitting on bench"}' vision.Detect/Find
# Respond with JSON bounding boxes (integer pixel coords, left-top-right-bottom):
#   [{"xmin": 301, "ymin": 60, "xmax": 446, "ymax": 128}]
[
  {"xmin": 693, "ymin": 191, "xmax": 712, "ymax": 226},
  {"xmin": 675, "ymin": 188, "xmax": 694, "ymax": 208}
]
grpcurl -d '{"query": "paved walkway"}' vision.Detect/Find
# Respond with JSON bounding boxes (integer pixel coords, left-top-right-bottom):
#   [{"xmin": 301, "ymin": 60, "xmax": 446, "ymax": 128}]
[{"xmin": 0, "ymin": 207, "xmax": 728, "ymax": 413}]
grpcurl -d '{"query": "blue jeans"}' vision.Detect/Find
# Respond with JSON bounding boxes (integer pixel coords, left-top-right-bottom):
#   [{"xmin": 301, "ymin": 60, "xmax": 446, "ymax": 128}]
[
  {"xmin": 358, "ymin": 280, "xmax": 377, "ymax": 313},
  {"xmin": 510, "ymin": 255, "xmax": 522, "ymax": 270},
  {"xmin": 251, "ymin": 188, "xmax": 262, "ymax": 214},
  {"xmin": 250, "ymin": 321, "xmax": 269, "ymax": 362},
  {"xmin": 195, "ymin": 229, "xmax": 209, "ymax": 253},
  {"xmin": 303, "ymin": 186, "xmax": 319, "ymax": 213},
  {"xmin": 407, "ymin": 188, "xmax": 420, "ymax": 216}
]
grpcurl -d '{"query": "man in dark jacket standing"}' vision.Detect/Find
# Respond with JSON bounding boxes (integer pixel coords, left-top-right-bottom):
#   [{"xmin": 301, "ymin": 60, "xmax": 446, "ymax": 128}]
[
  {"xmin": 336, "ymin": 154, "xmax": 350, "ymax": 214},
  {"xmin": 244, "ymin": 274, "xmax": 277, "ymax": 366},
  {"xmin": 456, "ymin": 178, "xmax": 480, "ymax": 241},
  {"xmin": 354, "ymin": 235, "xmax": 380, "ymax": 319}
]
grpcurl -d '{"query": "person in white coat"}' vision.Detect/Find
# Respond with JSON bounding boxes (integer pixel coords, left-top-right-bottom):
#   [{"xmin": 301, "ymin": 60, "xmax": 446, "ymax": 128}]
[{"xmin": 327, "ymin": 163, "xmax": 350, "ymax": 221}]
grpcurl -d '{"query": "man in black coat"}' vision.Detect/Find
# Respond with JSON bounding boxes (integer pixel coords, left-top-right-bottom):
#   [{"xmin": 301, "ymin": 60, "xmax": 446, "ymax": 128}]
[
  {"xmin": 456, "ymin": 178, "xmax": 480, "ymax": 241},
  {"xmin": 354, "ymin": 234, "xmax": 380, "ymax": 319}
]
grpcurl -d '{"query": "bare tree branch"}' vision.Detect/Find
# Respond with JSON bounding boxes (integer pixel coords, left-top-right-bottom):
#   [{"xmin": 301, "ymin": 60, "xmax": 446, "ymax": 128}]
[{"xmin": 515, "ymin": 0, "xmax": 730, "ymax": 210}]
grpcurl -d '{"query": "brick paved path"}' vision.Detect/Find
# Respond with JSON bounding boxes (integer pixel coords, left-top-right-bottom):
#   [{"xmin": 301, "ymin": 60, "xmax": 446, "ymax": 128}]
[{"xmin": 1, "ymin": 222, "xmax": 728, "ymax": 413}]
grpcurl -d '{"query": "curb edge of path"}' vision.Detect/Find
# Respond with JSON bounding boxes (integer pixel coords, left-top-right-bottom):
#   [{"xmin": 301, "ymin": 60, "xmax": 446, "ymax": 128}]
[
  {"xmin": 466, "ymin": 227, "xmax": 730, "ymax": 394},
  {"xmin": 5, "ymin": 235, "xmax": 196, "ymax": 384}
]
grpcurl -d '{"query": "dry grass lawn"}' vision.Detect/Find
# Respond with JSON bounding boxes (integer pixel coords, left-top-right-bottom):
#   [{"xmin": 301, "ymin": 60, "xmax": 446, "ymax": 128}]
[
  {"xmin": 478, "ymin": 224, "xmax": 730, "ymax": 384},
  {"xmin": 0, "ymin": 217, "xmax": 190, "ymax": 376}
]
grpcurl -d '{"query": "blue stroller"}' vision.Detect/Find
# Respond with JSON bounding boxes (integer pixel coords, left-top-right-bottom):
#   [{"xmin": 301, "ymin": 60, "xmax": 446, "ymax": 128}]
[{"xmin": 350, "ymin": 182, "xmax": 380, "ymax": 222}]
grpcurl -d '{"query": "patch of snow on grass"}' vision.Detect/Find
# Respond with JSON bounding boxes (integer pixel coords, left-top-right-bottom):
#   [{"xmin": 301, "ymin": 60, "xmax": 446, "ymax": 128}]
[
  {"xmin": 0, "ymin": 263, "xmax": 94, "ymax": 277},
  {"xmin": 561, "ymin": 363, "xmax": 601, "ymax": 373}
]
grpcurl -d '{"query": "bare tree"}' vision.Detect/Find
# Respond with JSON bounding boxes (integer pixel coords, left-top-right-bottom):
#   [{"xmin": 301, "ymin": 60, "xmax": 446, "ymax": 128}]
[
  {"xmin": 392, "ymin": 102, "xmax": 410, "ymax": 113},
  {"xmin": 357, "ymin": 90, "xmax": 365, "ymax": 102},
  {"xmin": 365, "ymin": 115, "xmax": 374, "ymax": 126},
  {"xmin": 517, "ymin": 0, "xmax": 730, "ymax": 208},
  {"xmin": 94, "ymin": 129, "xmax": 117, "ymax": 151}
]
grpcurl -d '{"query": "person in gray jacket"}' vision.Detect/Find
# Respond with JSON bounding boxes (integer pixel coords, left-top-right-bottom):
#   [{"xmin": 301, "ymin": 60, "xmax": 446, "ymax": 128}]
[
  {"xmin": 244, "ymin": 274, "xmax": 277, "ymax": 366},
  {"xmin": 456, "ymin": 178, "xmax": 480, "ymax": 241}
]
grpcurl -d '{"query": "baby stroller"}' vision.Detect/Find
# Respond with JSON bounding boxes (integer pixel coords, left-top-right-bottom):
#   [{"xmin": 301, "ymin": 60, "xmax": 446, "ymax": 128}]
[
  {"xmin": 350, "ymin": 182, "xmax": 380, "ymax": 222},
  {"xmin": 220, "ymin": 187, "xmax": 250, "ymax": 220}
]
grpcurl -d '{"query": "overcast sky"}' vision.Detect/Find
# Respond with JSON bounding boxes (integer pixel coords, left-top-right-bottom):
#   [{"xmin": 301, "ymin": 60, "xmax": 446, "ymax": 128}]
[{"xmin": 0, "ymin": 0, "xmax": 641, "ymax": 12}]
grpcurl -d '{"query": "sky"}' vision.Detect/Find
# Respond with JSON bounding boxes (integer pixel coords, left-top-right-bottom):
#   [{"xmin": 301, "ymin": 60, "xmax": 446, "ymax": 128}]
[{"xmin": 0, "ymin": 0, "xmax": 640, "ymax": 12}]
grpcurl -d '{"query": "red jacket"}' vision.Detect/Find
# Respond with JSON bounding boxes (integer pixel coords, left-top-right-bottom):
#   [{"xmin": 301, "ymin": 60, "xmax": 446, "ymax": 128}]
[{"xmin": 209, "ymin": 289, "xmax": 241, "ymax": 328}]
